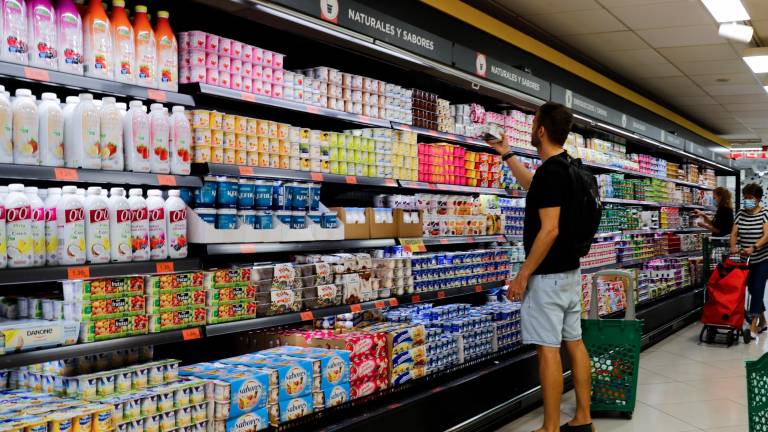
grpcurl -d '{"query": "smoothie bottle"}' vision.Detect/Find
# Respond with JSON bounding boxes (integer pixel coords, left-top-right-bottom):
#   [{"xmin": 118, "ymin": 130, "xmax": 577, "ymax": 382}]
[
  {"xmin": 123, "ymin": 100, "xmax": 150, "ymax": 172},
  {"xmin": 56, "ymin": 0, "xmax": 83, "ymax": 74},
  {"xmin": 28, "ymin": 0, "xmax": 57, "ymax": 69},
  {"xmin": 107, "ymin": 187, "xmax": 131, "ymax": 262},
  {"xmin": 155, "ymin": 10, "xmax": 177, "ymax": 92},
  {"xmin": 6, "ymin": 183, "xmax": 32, "ymax": 268},
  {"xmin": 127, "ymin": 188, "xmax": 148, "ymax": 260},
  {"xmin": 83, "ymin": 0, "xmax": 111, "ymax": 79},
  {"xmin": 57, "ymin": 185, "xmax": 85, "ymax": 264},
  {"xmin": 0, "ymin": 85, "xmax": 13, "ymax": 163},
  {"xmin": 2, "ymin": 0, "xmax": 29, "ymax": 65},
  {"xmin": 64, "ymin": 92, "xmax": 100, "ymax": 168},
  {"xmin": 12, "ymin": 89, "xmax": 39, "ymax": 165},
  {"xmin": 169, "ymin": 106, "xmax": 191, "ymax": 175},
  {"xmin": 84, "ymin": 185, "xmax": 109, "ymax": 263},
  {"xmin": 149, "ymin": 103, "xmax": 169, "ymax": 173},
  {"xmin": 99, "ymin": 96, "xmax": 123, "ymax": 170},
  {"xmin": 133, "ymin": 5, "xmax": 155, "ymax": 88},
  {"xmin": 37, "ymin": 92, "xmax": 64, "ymax": 166},
  {"xmin": 146, "ymin": 189, "xmax": 166, "ymax": 260},
  {"xmin": 165, "ymin": 189, "xmax": 186, "ymax": 258},
  {"xmin": 109, "ymin": 0, "xmax": 133, "ymax": 83}
]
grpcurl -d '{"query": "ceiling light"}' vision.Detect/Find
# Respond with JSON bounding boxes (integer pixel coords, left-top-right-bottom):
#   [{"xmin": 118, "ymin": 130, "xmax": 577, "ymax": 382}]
[
  {"xmin": 743, "ymin": 47, "xmax": 768, "ymax": 73},
  {"xmin": 702, "ymin": 0, "xmax": 750, "ymax": 22},
  {"xmin": 719, "ymin": 22, "xmax": 753, "ymax": 43}
]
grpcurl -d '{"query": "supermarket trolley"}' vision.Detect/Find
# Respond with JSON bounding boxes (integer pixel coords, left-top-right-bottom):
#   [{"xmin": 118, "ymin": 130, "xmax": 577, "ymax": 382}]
[
  {"xmin": 746, "ymin": 351, "xmax": 768, "ymax": 430},
  {"xmin": 699, "ymin": 253, "xmax": 751, "ymax": 346},
  {"xmin": 582, "ymin": 269, "xmax": 642, "ymax": 419}
]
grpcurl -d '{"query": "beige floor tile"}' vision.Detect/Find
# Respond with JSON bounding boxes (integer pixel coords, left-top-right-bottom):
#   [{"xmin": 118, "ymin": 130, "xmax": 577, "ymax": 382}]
[
  {"xmin": 654, "ymin": 361, "xmax": 742, "ymax": 381},
  {"xmin": 637, "ymin": 381, "xmax": 721, "ymax": 405},
  {"xmin": 590, "ymin": 402, "xmax": 699, "ymax": 432},
  {"xmin": 639, "ymin": 350, "xmax": 697, "ymax": 369},
  {"xmin": 653, "ymin": 399, "xmax": 747, "ymax": 429},
  {"xmin": 494, "ymin": 410, "xmax": 572, "ymax": 432},
  {"xmin": 637, "ymin": 367, "xmax": 677, "ymax": 384},
  {"xmin": 702, "ymin": 426, "xmax": 748, "ymax": 432},
  {"xmin": 682, "ymin": 377, "xmax": 748, "ymax": 406}
]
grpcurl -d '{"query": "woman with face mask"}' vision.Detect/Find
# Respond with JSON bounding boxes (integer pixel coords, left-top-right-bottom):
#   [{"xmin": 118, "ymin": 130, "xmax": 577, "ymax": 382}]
[
  {"xmin": 694, "ymin": 187, "xmax": 734, "ymax": 236},
  {"xmin": 731, "ymin": 183, "xmax": 768, "ymax": 337}
]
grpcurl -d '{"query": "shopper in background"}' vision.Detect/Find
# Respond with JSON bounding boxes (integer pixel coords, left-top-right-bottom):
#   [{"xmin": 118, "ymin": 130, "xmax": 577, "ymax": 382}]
[
  {"xmin": 694, "ymin": 187, "xmax": 734, "ymax": 237},
  {"xmin": 730, "ymin": 183, "xmax": 768, "ymax": 337},
  {"xmin": 487, "ymin": 102, "xmax": 593, "ymax": 432}
]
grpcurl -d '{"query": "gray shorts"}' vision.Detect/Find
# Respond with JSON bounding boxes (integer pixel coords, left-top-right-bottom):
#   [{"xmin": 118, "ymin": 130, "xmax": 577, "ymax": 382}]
[{"xmin": 521, "ymin": 269, "xmax": 582, "ymax": 348}]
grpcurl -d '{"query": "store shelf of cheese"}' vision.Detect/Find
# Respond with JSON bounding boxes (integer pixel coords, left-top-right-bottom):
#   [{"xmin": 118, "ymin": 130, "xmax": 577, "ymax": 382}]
[
  {"xmin": 0, "ymin": 164, "xmax": 203, "ymax": 188},
  {"xmin": 0, "ymin": 258, "xmax": 201, "ymax": 285}
]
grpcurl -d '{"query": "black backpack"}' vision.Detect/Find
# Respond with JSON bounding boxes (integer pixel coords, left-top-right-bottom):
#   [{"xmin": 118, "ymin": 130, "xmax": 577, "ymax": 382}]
[{"xmin": 552, "ymin": 153, "xmax": 602, "ymax": 257}]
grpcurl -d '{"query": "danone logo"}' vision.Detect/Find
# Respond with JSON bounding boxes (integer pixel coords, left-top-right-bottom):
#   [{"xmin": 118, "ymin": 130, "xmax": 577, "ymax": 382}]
[
  {"xmin": 138, "ymin": 31, "xmax": 150, "ymax": 41},
  {"xmin": 64, "ymin": 208, "xmax": 84, "ymax": 223},
  {"xmin": 149, "ymin": 208, "xmax": 164, "ymax": 222},
  {"xmin": 89, "ymin": 208, "xmax": 109, "ymax": 223},
  {"xmin": 285, "ymin": 397, "xmax": 310, "ymax": 419},
  {"xmin": 118, "ymin": 27, "xmax": 130, "ymax": 37},
  {"xmin": 285, "ymin": 366, "xmax": 307, "ymax": 395},
  {"xmin": 7, "ymin": 206, "xmax": 30, "ymax": 223},
  {"xmin": 319, "ymin": 0, "xmax": 339, "ymax": 23},
  {"xmin": 116, "ymin": 209, "xmax": 132, "ymax": 223},
  {"xmin": 169, "ymin": 209, "xmax": 186, "ymax": 223},
  {"xmin": 233, "ymin": 413, "xmax": 265, "ymax": 432},
  {"xmin": 34, "ymin": 6, "xmax": 51, "ymax": 17},
  {"xmin": 328, "ymin": 385, "xmax": 348, "ymax": 406},
  {"xmin": 160, "ymin": 36, "xmax": 172, "ymax": 46},
  {"xmin": 63, "ymin": 13, "xmax": 77, "ymax": 23},
  {"xmin": 237, "ymin": 379, "xmax": 264, "ymax": 409},
  {"xmin": 132, "ymin": 207, "xmax": 147, "ymax": 221},
  {"xmin": 475, "ymin": 53, "xmax": 487, "ymax": 77},
  {"xmin": 6, "ymin": 0, "xmax": 20, "ymax": 10},
  {"xmin": 326, "ymin": 356, "xmax": 346, "ymax": 383},
  {"xmin": 93, "ymin": 20, "xmax": 107, "ymax": 31},
  {"xmin": 26, "ymin": 328, "xmax": 53, "ymax": 336}
]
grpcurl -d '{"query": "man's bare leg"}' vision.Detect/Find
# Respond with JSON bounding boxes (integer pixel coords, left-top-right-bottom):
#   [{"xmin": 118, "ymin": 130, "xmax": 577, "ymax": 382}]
[
  {"xmin": 534, "ymin": 345, "xmax": 563, "ymax": 432},
  {"xmin": 564, "ymin": 339, "xmax": 592, "ymax": 427}
]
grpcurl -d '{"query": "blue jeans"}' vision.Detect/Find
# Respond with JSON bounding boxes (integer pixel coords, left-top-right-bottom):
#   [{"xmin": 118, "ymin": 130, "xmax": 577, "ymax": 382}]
[{"xmin": 747, "ymin": 261, "xmax": 768, "ymax": 315}]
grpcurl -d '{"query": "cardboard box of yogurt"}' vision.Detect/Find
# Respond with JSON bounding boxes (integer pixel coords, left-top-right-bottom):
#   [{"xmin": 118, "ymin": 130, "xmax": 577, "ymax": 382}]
[
  {"xmin": 258, "ymin": 347, "xmax": 350, "ymax": 388},
  {"xmin": 269, "ymin": 394, "xmax": 314, "ymax": 425},
  {"xmin": 191, "ymin": 369, "xmax": 271, "ymax": 417},
  {"xmin": 220, "ymin": 355, "xmax": 315, "ymax": 400},
  {"xmin": 221, "ymin": 407, "xmax": 269, "ymax": 432}
]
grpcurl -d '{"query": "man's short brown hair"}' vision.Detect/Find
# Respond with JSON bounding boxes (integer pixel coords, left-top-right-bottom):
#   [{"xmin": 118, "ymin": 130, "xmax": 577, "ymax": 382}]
[{"xmin": 536, "ymin": 102, "xmax": 573, "ymax": 146}]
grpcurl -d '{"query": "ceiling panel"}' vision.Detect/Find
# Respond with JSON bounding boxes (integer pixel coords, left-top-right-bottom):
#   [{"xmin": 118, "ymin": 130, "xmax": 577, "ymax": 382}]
[
  {"xmin": 714, "ymin": 94, "xmax": 768, "ymax": 104},
  {"xmin": 597, "ymin": 0, "xmax": 695, "ymax": 6},
  {"xmin": 689, "ymin": 73, "xmax": 760, "ymax": 87},
  {"xmin": 723, "ymin": 103, "xmax": 768, "ymax": 112},
  {"xmin": 673, "ymin": 95, "xmax": 720, "ymax": 105},
  {"xmin": 497, "ymin": 0, "xmax": 601, "ymax": 16},
  {"xmin": 674, "ymin": 59, "xmax": 750, "ymax": 76},
  {"xmin": 743, "ymin": 0, "xmax": 768, "ymax": 21},
  {"xmin": 607, "ymin": 2, "xmax": 713, "ymax": 30},
  {"xmin": 614, "ymin": 62, "xmax": 683, "ymax": 78},
  {"xmin": 524, "ymin": 9, "xmax": 627, "ymax": 35},
  {"xmin": 636, "ymin": 25, "xmax": 723, "ymax": 48},
  {"xmin": 564, "ymin": 31, "xmax": 650, "ymax": 52},
  {"xmin": 657, "ymin": 44, "xmax": 739, "ymax": 63}
]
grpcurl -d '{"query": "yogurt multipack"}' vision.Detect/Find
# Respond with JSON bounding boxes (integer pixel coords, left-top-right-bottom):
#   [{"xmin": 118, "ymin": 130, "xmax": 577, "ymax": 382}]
[
  {"xmin": 219, "ymin": 355, "xmax": 315, "ymax": 400},
  {"xmin": 258, "ymin": 346, "xmax": 349, "ymax": 389},
  {"xmin": 217, "ymin": 406, "xmax": 269, "ymax": 432}
]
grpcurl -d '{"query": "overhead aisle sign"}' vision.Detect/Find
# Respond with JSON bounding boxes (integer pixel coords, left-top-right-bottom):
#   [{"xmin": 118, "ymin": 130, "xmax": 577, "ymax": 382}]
[
  {"xmin": 270, "ymin": 0, "xmax": 453, "ymax": 64},
  {"xmin": 453, "ymin": 44, "xmax": 550, "ymax": 100},
  {"xmin": 662, "ymin": 133, "xmax": 685, "ymax": 150}
]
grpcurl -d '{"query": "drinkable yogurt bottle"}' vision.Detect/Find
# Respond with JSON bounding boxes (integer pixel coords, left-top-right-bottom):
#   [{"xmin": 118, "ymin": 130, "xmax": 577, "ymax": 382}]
[
  {"xmin": 146, "ymin": 189, "xmax": 166, "ymax": 260},
  {"xmin": 2, "ymin": 0, "xmax": 29, "ymax": 65},
  {"xmin": 25, "ymin": 186, "xmax": 45, "ymax": 266},
  {"xmin": 84, "ymin": 186, "xmax": 109, "ymax": 263},
  {"xmin": 6, "ymin": 183, "xmax": 33, "ymax": 268},
  {"xmin": 108, "ymin": 187, "xmax": 131, "ymax": 262},
  {"xmin": 165, "ymin": 189, "xmax": 186, "ymax": 259},
  {"xmin": 169, "ymin": 106, "xmax": 190, "ymax": 175},
  {"xmin": 38, "ymin": 92, "xmax": 64, "ymax": 167},
  {"xmin": 99, "ymin": 96, "xmax": 123, "ymax": 170},
  {"xmin": 149, "ymin": 103, "xmax": 169, "ymax": 174},
  {"xmin": 123, "ymin": 100, "xmax": 150, "ymax": 172},
  {"xmin": 0, "ymin": 189, "xmax": 7, "ymax": 268},
  {"xmin": 57, "ymin": 185, "xmax": 85, "ymax": 265},
  {"xmin": 12, "ymin": 89, "xmax": 39, "ymax": 165},
  {"xmin": 43, "ymin": 186, "xmax": 61, "ymax": 265},
  {"xmin": 0, "ymin": 85, "xmax": 13, "ymax": 163},
  {"xmin": 127, "ymin": 188, "xmax": 149, "ymax": 261}
]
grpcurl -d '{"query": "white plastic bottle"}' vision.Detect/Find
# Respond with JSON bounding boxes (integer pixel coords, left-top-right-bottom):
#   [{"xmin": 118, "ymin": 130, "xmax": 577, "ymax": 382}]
[
  {"xmin": 123, "ymin": 100, "xmax": 150, "ymax": 172},
  {"xmin": 84, "ymin": 186, "xmax": 109, "ymax": 263},
  {"xmin": 0, "ymin": 189, "xmax": 6, "ymax": 268},
  {"xmin": 149, "ymin": 104, "xmax": 169, "ymax": 174},
  {"xmin": 6, "ymin": 183, "xmax": 32, "ymax": 268},
  {"xmin": 0, "ymin": 86, "xmax": 13, "ymax": 163},
  {"xmin": 127, "ymin": 188, "xmax": 148, "ymax": 261},
  {"xmin": 25, "ymin": 186, "xmax": 44, "ymax": 266},
  {"xmin": 65, "ymin": 93, "xmax": 100, "ymax": 169},
  {"xmin": 43, "ymin": 186, "xmax": 60, "ymax": 265},
  {"xmin": 75, "ymin": 187, "xmax": 85, "ymax": 204},
  {"xmin": 61, "ymin": 95, "xmax": 78, "ymax": 153},
  {"xmin": 37, "ymin": 92, "xmax": 64, "ymax": 166},
  {"xmin": 2, "ymin": 0, "xmax": 29, "ymax": 65},
  {"xmin": 28, "ymin": 0, "xmax": 57, "ymax": 70},
  {"xmin": 116, "ymin": 102, "xmax": 126, "ymax": 116},
  {"xmin": 165, "ymin": 189, "xmax": 186, "ymax": 259},
  {"xmin": 12, "ymin": 89, "xmax": 39, "ymax": 165},
  {"xmin": 146, "ymin": 189, "xmax": 166, "ymax": 260},
  {"xmin": 99, "ymin": 96, "xmax": 123, "ymax": 170},
  {"xmin": 107, "ymin": 187, "xmax": 131, "ymax": 262},
  {"xmin": 56, "ymin": 185, "xmax": 85, "ymax": 265},
  {"xmin": 169, "ymin": 106, "xmax": 191, "ymax": 175}
]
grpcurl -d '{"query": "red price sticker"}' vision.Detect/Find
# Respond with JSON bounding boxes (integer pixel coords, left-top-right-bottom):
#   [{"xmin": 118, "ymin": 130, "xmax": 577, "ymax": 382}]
[
  {"xmin": 156, "ymin": 175, "xmax": 177, "ymax": 186},
  {"xmin": 384, "ymin": 179, "xmax": 397, "ymax": 187},
  {"xmin": 240, "ymin": 92, "xmax": 256, "ymax": 102},
  {"xmin": 299, "ymin": 311, "xmax": 314, "ymax": 321},
  {"xmin": 240, "ymin": 244, "xmax": 258, "ymax": 254},
  {"xmin": 345, "ymin": 176, "xmax": 357, "ymax": 184},
  {"xmin": 427, "ymin": 183, "xmax": 438, "ymax": 190},
  {"xmin": 359, "ymin": 115, "xmax": 370, "ymax": 123},
  {"xmin": 147, "ymin": 89, "xmax": 167, "ymax": 102},
  {"xmin": 239, "ymin": 166, "xmax": 255, "ymax": 176},
  {"xmin": 310, "ymin": 172, "xmax": 324, "ymax": 182},
  {"xmin": 182, "ymin": 328, "xmax": 202, "ymax": 340},
  {"xmin": 475, "ymin": 285, "xmax": 483, "ymax": 293},
  {"xmin": 350, "ymin": 304, "xmax": 362, "ymax": 313},
  {"xmin": 411, "ymin": 294, "xmax": 421, "ymax": 303},
  {"xmin": 374, "ymin": 300, "xmax": 385, "ymax": 309},
  {"xmin": 306, "ymin": 106, "xmax": 320, "ymax": 114},
  {"xmin": 388, "ymin": 298, "xmax": 399, "ymax": 306},
  {"xmin": 497, "ymin": 235, "xmax": 505, "ymax": 242},
  {"xmin": 54, "ymin": 168, "xmax": 79, "ymax": 181},
  {"xmin": 437, "ymin": 291, "xmax": 446, "ymax": 299},
  {"xmin": 155, "ymin": 261, "xmax": 175, "ymax": 274},
  {"xmin": 466, "ymin": 237, "xmax": 475, "ymax": 243},
  {"xmin": 67, "ymin": 266, "xmax": 90, "ymax": 280},
  {"xmin": 439, "ymin": 238, "xmax": 449, "ymax": 245},
  {"xmin": 24, "ymin": 67, "xmax": 49, "ymax": 81}
]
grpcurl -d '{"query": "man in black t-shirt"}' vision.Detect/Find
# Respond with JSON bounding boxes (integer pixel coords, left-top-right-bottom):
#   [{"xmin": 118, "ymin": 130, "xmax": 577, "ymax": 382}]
[{"xmin": 488, "ymin": 102, "xmax": 592, "ymax": 432}]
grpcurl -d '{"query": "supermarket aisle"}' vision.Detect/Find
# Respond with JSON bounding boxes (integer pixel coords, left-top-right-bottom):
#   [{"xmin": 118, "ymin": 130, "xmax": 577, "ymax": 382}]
[{"xmin": 497, "ymin": 323, "xmax": 766, "ymax": 432}]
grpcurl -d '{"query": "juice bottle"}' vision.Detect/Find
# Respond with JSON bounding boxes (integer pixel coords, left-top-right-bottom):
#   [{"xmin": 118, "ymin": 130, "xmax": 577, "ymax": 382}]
[
  {"xmin": 84, "ymin": 185, "xmax": 109, "ymax": 263},
  {"xmin": 146, "ymin": 189, "xmax": 166, "ymax": 260},
  {"xmin": 107, "ymin": 187, "xmax": 131, "ymax": 262},
  {"xmin": 123, "ymin": 100, "xmax": 150, "ymax": 172},
  {"xmin": 165, "ymin": 189, "xmax": 186, "ymax": 259},
  {"xmin": 154, "ymin": 10, "xmax": 177, "ymax": 92},
  {"xmin": 127, "ymin": 188, "xmax": 148, "ymax": 261},
  {"xmin": 0, "ymin": 85, "xmax": 13, "ymax": 163},
  {"xmin": 64, "ymin": 92, "xmax": 100, "ymax": 168},
  {"xmin": 56, "ymin": 185, "xmax": 85, "ymax": 264},
  {"xmin": 38, "ymin": 92, "xmax": 64, "ymax": 166},
  {"xmin": 169, "ymin": 106, "xmax": 191, "ymax": 175},
  {"xmin": 56, "ymin": 0, "xmax": 83, "ymax": 75},
  {"xmin": 149, "ymin": 103, "xmax": 169, "ymax": 173},
  {"xmin": 43, "ymin": 186, "xmax": 60, "ymax": 265},
  {"xmin": 83, "ymin": 0, "xmax": 111, "ymax": 79},
  {"xmin": 99, "ymin": 96, "xmax": 123, "ymax": 170},
  {"xmin": 2, "ymin": 0, "xmax": 29, "ymax": 65},
  {"xmin": 6, "ymin": 183, "xmax": 32, "ymax": 268},
  {"xmin": 25, "ymin": 186, "xmax": 45, "ymax": 266},
  {"xmin": 12, "ymin": 88, "xmax": 39, "ymax": 165},
  {"xmin": 28, "ymin": 0, "xmax": 57, "ymax": 69},
  {"xmin": 109, "ymin": 0, "xmax": 133, "ymax": 83},
  {"xmin": 133, "ymin": 5, "xmax": 155, "ymax": 88}
]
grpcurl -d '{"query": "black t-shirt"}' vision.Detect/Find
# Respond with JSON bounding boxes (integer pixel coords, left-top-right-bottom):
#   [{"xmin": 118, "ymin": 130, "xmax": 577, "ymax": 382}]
[
  {"xmin": 712, "ymin": 206, "xmax": 734, "ymax": 236},
  {"xmin": 523, "ymin": 152, "xmax": 580, "ymax": 275}
]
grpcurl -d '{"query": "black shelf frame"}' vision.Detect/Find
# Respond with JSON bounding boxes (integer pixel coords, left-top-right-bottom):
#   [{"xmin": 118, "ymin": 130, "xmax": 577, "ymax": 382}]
[
  {"xmin": 420, "ymin": 235, "xmax": 509, "ymax": 245},
  {"xmin": 0, "ymin": 258, "xmax": 200, "ymax": 285},
  {"xmin": 196, "ymin": 164, "xmax": 399, "ymax": 188},
  {"xmin": 0, "ymin": 164, "xmax": 202, "ymax": 188},
  {"xmin": 205, "ymin": 239, "xmax": 396, "ymax": 256}
]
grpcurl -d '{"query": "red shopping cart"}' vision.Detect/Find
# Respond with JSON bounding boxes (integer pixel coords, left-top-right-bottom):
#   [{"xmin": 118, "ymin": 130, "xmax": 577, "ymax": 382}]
[{"xmin": 700, "ymin": 255, "xmax": 751, "ymax": 346}]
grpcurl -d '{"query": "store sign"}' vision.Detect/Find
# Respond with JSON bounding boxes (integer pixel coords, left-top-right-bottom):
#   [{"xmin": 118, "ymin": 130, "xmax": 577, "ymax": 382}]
[
  {"xmin": 662, "ymin": 133, "xmax": 685, "ymax": 149},
  {"xmin": 730, "ymin": 150, "xmax": 766, "ymax": 159},
  {"xmin": 551, "ymin": 85, "xmax": 624, "ymax": 125},
  {"xmin": 269, "ymin": 0, "xmax": 453, "ymax": 64},
  {"xmin": 453, "ymin": 44, "xmax": 550, "ymax": 100},
  {"xmin": 625, "ymin": 117, "xmax": 665, "ymax": 142},
  {"xmin": 686, "ymin": 140, "xmax": 712, "ymax": 159}
]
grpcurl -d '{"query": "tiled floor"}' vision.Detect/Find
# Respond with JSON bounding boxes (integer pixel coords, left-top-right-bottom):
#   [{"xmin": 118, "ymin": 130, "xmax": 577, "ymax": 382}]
[{"xmin": 496, "ymin": 323, "xmax": 768, "ymax": 432}]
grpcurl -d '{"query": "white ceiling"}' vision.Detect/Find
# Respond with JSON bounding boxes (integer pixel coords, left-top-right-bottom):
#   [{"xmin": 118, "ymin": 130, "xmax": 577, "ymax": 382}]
[{"xmin": 493, "ymin": 0, "xmax": 768, "ymax": 146}]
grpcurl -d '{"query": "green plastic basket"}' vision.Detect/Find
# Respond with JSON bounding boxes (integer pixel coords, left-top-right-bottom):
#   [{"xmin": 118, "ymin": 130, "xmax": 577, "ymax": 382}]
[
  {"xmin": 582, "ymin": 270, "xmax": 643, "ymax": 417},
  {"xmin": 746, "ymin": 352, "xmax": 768, "ymax": 431}
]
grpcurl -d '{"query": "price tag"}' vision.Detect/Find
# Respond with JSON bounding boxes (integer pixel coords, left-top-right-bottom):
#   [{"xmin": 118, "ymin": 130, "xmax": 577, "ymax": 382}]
[
  {"xmin": 439, "ymin": 238, "xmax": 449, "ymax": 245},
  {"xmin": 147, "ymin": 89, "xmax": 167, "ymax": 102},
  {"xmin": 240, "ymin": 92, "xmax": 256, "ymax": 102},
  {"xmin": 411, "ymin": 294, "xmax": 421, "ymax": 303},
  {"xmin": 399, "ymin": 124, "xmax": 411, "ymax": 131},
  {"xmin": 399, "ymin": 238, "xmax": 426, "ymax": 253},
  {"xmin": 156, "ymin": 175, "xmax": 177, "ymax": 186},
  {"xmin": 345, "ymin": 176, "xmax": 357, "ymax": 184},
  {"xmin": 466, "ymin": 237, "xmax": 475, "ymax": 244},
  {"xmin": 384, "ymin": 179, "xmax": 397, "ymax": 187},
  {"xmin": 155, "ymin": 261, "xmax": 175, "ymax": 274},
  {"xmin": 182, "ymin": 328, "xmax": 202, "ymax": 340},
  {"xmin": 374, "ymin": 300, "xmax": 385, "ymax": 309},
  {"xmin": 24, "ymin": 67, "xmax": 49, "ymax": 81},
  {"xmin": 310, "ymin": 172, "xmax": 324, "ymax": 182},
  {"xmin": 240, "ymin": 244, "xmax": 258, "ymax": 254},
  {"xmin": 67, "ymin": 266, "xmax": 90, "ymax": 280},
  {"xmin": 427, "ymin": 183, "xmax": 438, "ymax": 190},
  {"xmin": 299, "ymin": 311, "xmax": 314, "ymax": 321},
  {"xmin": 350, "ymin": 304, "xmax": 362, "ymax": 313},
  {"xmin": 475, "ymin": 285, "xmax": 483, "ymax": 293},
  {"xmin": 388, "ymin": 298, "xmax": 398, "ymax": 306},
  {"xmin": 359, "ymin": 115, "xmax": 371, "ymax": 123},
  {"xmin": 497, "ymin": 235, "xmax": 506, "ymax": 242},
  {"xmin": 239, "ymin": 166, "xmax": 255, "ymax": 176},
  {"xmin": 54, "ymin": 168, "xmax": 78, "ymax": 181},
  {"xmin": 436, "ymin": 291, "xmax": 446, "ymax": 299},
  {"xmin": 306, "ymin": 106, "xmax": 320, "ymax": 114}
]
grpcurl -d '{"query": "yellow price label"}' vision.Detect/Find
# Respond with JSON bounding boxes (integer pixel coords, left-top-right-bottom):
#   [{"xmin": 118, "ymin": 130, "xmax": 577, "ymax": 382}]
[{"xmin": 399, "ymin": 238, "xmax": 426, "ymax": 253}]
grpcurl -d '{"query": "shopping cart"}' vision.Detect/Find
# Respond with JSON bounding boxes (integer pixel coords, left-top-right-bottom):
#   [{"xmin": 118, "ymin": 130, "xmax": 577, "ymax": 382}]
[
  {"xmin": 747, "ymin": 352, "xmax": 768, "ymax": 431},
  {"xmin": 699, "ymin": 254, "xmax": 751, "ymax": 346},
  {"xmin": 582, "ymin": 269, "xmax": 642, "ymax": 419}
]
